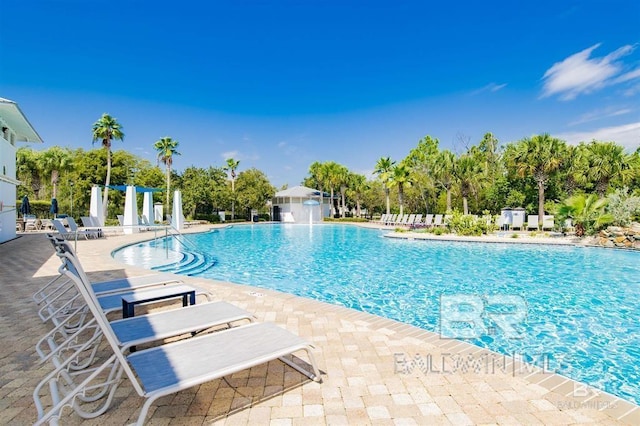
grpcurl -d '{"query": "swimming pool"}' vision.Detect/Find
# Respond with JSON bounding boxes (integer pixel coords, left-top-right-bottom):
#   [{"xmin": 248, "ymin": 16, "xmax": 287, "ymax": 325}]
[{"xmin": 114, "ymin": 224, "xmax": 640, "ymax": 405}]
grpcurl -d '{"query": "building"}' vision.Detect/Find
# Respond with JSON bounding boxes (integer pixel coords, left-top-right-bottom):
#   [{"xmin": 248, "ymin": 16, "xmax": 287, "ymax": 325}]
[
  {"xmin": 0, "ymin": 98, "xmax": 43, "ymax": 243},
  {"xmin": 272, "ymin": 185, "xmax": 332, "ymax": 223}
]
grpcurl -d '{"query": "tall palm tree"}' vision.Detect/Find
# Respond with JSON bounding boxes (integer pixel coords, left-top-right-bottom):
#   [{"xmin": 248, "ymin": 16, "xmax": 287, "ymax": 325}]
[
  {"xmin": 433, "ymin": 150, "xmax": 456, "ymax": 211},
  {"xmin": 323, "ymin": 162, "xmax": 343, "ymax": 217},
  {"xmin": 391, "ymin": 163, "xmax": 412, "ymax": 216},
  {"xmin": 223, "ymin": 158, "xmax": 240, "ymax": 219},
  {"xmin": 585, "ymin": 141, "xmax": 630, "ymax": 196},
  {"xmin": 347, "ymin": 173, "xmax": 367, "ymax": 217},
  {"xmin": 92, "ymin": 113, "xmax": 124, "ymax": 218},
  {"xmin": 374, "ymin": 157, "xmax": 396, "ymax": 214},
  {"xmin": 41, "ymin": 147, "xmax": 73, "ymax": 199},
  {"xmin": 154, "ymin": 137, "xmax": 181, "ymax": 213},
  {"xmin": 306, "ymin": 161, "xmax": 329, "ymax": 218},
  {"xmin": 511, "ymin": 134, "xmax": 565, "ymax": 228},
  {"xmin": 336, "ymin": 164, "xmax": 350, "ymax": 218},
  {"xmin": 454, "ymin": 154, "xmax": 482, "ymax": 215}
]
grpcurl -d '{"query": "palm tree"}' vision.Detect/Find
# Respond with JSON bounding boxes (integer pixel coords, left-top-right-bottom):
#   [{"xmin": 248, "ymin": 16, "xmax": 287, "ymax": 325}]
[
  {"xmin": 374, "ymin": 157, "xmax": 396, "ymax": 214},
  {"xmin": 433, "ymin": 150, "xmax": 456, "ymax": 211},
  {"xmin": 306, "ymin": 161, "xmax": 329, "ymax": 218},
  {"xmin": 391, "ymin": 163, "xmax": 412, "ymax": 216},
  {"xmin": 510, "ymin": 134, "xmax": 565, "ymax": 228},
  {"xmin": 323, "ymin": 162, "xmax": 343, "ymax": 217},
  {"xmin": 336, "ymin": 164, "xmax": 350, "ymax": 218},
  {"xmin": 92, "ymin": 113, "xmax": 124, "ymax": 217},
  {"xmin": 347, "ymin": 173, "xmax": 367, "ymax": 217},
  {"xmin": 41, "ymin": 147, "xmax": 73, "ymax": 199},
  {"xmin": 16, "ymin": 147, "xmax": 44, "ymax": 197},
  {"xmin": 154, "ymin": 137, "xmax": 181, "ymax": 213},
  {"xmin": 557, "ymin": 193, "xmax": 613, "ymax": 236},
  {"xmin": 223, "ymin": 158, "xmax": 240, "ymax": 220},
  {"xmin": 454, "ymin": 154, "xmax": 482, "ymax": 215},
  {"xmin": 585, "ymin": 141, "xmax": 630, "ymax": 196}
]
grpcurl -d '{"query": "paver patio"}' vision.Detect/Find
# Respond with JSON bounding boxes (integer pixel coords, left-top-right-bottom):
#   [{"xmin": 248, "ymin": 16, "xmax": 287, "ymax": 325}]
[{"xmin": 1, "ymin": 228, "xmax": 638, "ymax": 425}]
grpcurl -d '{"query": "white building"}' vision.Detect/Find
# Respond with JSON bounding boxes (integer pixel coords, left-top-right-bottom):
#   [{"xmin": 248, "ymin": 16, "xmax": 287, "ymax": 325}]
[
  {"xmin": 272, "ymin": 185, "xmax": 332, "ymax": 223},
  {"xmin": 0, "ymin": 98, "xmax": 43, "ymax": 243}
]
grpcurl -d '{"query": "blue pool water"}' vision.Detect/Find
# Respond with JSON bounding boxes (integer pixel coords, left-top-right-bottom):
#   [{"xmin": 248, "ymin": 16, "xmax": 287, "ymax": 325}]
[{"xmin": 114, "ymin": 224, "xmax": 640, "ymax": 405}]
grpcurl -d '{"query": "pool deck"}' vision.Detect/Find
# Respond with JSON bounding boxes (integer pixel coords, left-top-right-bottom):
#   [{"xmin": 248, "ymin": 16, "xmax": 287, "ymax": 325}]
[{"xmin": 3, "ymin": 226, "xmax": 639, "ymax": 425}]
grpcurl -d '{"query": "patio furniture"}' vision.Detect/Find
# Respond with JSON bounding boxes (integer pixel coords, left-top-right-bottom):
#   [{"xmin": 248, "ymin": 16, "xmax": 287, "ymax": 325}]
[{"xmin": 34, "ymin": 247, "xmax": 322, "ymax": 426}]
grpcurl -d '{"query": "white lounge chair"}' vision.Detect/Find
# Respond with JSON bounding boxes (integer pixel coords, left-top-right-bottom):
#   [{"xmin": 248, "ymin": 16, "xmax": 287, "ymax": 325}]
[
  {"xmin": 67, "ymin": 216, "xmax": 100, "ymax": 239},
  {"xmin": 527, "ymin": 215, "xmax": 539, "ymax": 230},
  {"xmin": 542, "ymin": 215, "xmax": 555, "ymax": 230},
  {"xmin": 433, "ymin": 214, "xmax": 443, "ymax": 227},
  {"xmin": 34, "ymin": 248, "xmax": 322, "ymax": 425}
]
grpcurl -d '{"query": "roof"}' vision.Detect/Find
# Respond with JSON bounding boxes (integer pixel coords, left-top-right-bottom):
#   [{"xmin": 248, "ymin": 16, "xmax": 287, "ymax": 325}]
[
  {"xmin": 0, "ymin": 97, "xmax": 43, "ymax": 143},
  {"xmin": 274, "ymin": 185, "xmax": 330, "ymax": 198}
]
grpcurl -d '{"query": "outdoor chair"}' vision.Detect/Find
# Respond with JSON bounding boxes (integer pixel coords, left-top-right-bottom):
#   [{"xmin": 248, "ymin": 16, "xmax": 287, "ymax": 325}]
[
  {"xmin": 527, "ymin": 215, "xmax": 539, "ymax": 231},
  {"xmin": 34, "ymin": 247, "xmax": 322, "ymax": 425},
  {"xmin": 542, "ymin": 215, "xmax": 555, "ymax": 230},
  {"xmin": 433, "ymin": 214, "xmax": 443, "ymax": 227},
  {"xmin": 67, "ymin": 216, "xmax": 100, "ymax": 239},
  {"xmin": 37, "ymin": 235, "xmax": 255, "ymax": 366}
]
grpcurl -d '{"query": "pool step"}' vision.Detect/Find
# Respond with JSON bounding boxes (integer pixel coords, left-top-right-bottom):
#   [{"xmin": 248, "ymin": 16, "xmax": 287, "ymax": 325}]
[{"xmin": 152, "ymin": 250, "xmax": 216, "ymax": 276}]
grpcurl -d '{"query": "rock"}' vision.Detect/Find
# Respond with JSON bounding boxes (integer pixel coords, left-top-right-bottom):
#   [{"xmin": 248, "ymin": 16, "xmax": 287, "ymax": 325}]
[
  {"xmin": 634, "ymin": 241, "xmax": 640, "ymax": 249},
  {"xmin": 605, "ymin": 240, "xmax": 615, "ymax": 248},
  {"xmin": 608, "ymin": 226, "xmax": 623, "ymax": 233},
  {"xmin": 614, "ymin": 242, "xmax": 627, "ymax": 247},
  {"xmin": 633, "ymin": 234, "xmax": 640, "ymax": 241},
  {"xmin": 624, "ymin": 240, "xmax": 633, "ymax": 247},
  {"xmin": 614, "ymin": 236, "xmax": 627, "ymax": 244},
  {"xmin": 599, "ymin": 230, "xmax": 611, "ymax": 238}
]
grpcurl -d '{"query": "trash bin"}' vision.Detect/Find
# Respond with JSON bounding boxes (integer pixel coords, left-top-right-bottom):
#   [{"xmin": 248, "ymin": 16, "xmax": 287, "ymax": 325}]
[{"xmin": 252, "ymin": 215, "xmax": 259, "ymax": 222}]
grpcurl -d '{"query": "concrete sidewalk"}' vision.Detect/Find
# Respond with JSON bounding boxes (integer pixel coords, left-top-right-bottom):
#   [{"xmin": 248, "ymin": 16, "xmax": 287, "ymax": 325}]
[{"xmin": 1, "ymin": 231, "xmax": 637, "ymax": 425}]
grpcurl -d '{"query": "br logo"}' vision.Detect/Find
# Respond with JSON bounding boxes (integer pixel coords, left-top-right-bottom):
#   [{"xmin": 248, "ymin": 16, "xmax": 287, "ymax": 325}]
[{"xmin": 439, "ymin": 295, "xmax": 527, "ymax": 339}]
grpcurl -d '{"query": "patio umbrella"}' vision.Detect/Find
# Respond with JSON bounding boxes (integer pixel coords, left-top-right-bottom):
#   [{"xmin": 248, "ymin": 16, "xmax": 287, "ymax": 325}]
[
  {"xmin": 20, "ymin": 196, "xmax": 31, "ymax": 217},
  {"xmin": 50, "ymin": 198, "xmax": 59, "ymax": 217}
]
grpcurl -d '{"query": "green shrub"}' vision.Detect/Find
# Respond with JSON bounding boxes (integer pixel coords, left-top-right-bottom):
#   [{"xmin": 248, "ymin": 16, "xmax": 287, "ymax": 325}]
[{"xmin": 323, "ymin": 217, "xmax": 369, "ymax": 223}]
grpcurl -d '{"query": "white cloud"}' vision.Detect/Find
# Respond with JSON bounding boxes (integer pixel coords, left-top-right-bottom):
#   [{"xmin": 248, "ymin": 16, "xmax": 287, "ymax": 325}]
[
  {"xmin": 568, "ymin": 107, "xmax": 632, "ymax": 126},
  {"xmin": 470, "ymin": 82, "xmax": 507, "ymax": 95},
  {"xmin": 221, "ymin": 150, "xmax": 239, "ymax": 160},
  {"xmin": 555, "ymin": 122, "xmax": 640, "ymax": 151},
  {"xmin": 277, "ymin": 141, "xmax": 287, "ymax": 148},
  {"xmin": 541, "ymin": 43, "xmax": 639, "ymax": 100}
]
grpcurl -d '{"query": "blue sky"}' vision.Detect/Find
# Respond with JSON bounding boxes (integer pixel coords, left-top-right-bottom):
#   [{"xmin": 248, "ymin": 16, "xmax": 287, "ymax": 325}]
[{"xmin": 1, "ymin": 0, "xmax": 639, "ymax": 187}]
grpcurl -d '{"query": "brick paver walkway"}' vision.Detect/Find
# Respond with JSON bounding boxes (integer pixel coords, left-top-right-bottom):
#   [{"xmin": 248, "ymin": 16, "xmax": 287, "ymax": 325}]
[{"xmin": 1, "ymin": 229, "xmax": 638, "ymax": 425}]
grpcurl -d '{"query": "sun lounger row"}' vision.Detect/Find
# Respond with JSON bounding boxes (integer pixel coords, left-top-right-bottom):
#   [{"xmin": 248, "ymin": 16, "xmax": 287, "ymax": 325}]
[
  {"xmin": 32, "ymin": 234, "xmax": 322, "ymax": 425},
  {"xmin": 375, "ymin": 213, "xmax": 558, "ymax": 231}
]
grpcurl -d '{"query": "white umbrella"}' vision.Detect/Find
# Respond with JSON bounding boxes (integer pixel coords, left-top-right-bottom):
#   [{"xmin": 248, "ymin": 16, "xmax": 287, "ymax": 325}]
[
  {"xmin": 172, "ymin": 190, "xmax": 184, "ymax": 230},
  {"xmin": 89, "ymin": 186, "xmax": 104, "ymax": 226},
  {"xmin": 142, "ymin": 192, "xmax": 154, "ymax": 225},
  {"xmin": 123, "ymin": 185, "xmax": 139, "ymax": 234}
]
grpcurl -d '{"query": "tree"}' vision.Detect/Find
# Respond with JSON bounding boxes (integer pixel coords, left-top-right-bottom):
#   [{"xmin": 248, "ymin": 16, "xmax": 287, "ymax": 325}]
[
  {"xmin": 374, "ymin": 157, "xmax": 396, "ymax": 214},
  {"xmin": 335, "ymin": 164, "xmax": 349, "ymax": 217},
  {"xmin": 509, "ymin": 134, "xmax": 565, "ymax": 228},
  {"xmin": 454, "ymin": 154, "xmax": 483, "ymax": 215},
  {"xmin": 92, "ymin": 113, "xmax": 124, "ymax": 218},
  {"xmin": 404, "ymin": 136, "xmax": 440, "ymax": 213},
  {"xmin": 154, "ymin": 136, "xmax": 181, "ymax": 213},
  {"xmin": 16, "ymin": 147, "xmax": 43, "ymax": 198},
  {"xmin": 41, "ymin": 147, "xmax": 73, "ymax": 199},
  {"xmin": 224, "ymin": 158, "xmax": 240, "ymax": 220},
  {"xmin": 433, "ymin": 150, "xmax": 456, "ymax": 212},
  {"xmin": 585, "ymin": 141, "xmax": 630, "ymax": 196},
  {"xmin": 235, "ymin": 168, "xmax": 275, "ymax": 213},
  {"xmin": 347, "ymin": 173, "xmax": 368, "ymax": 217},
  {"xmin": 557, "ymin": 194, "xmax": 612, "ymax": 236},
  {"xmin": 322, "ymin": 161, "xmax": 344, "ymax": 217},
  {"xmin": 391, "ymin": 163, "xmax": 412, "ymax": 216}
]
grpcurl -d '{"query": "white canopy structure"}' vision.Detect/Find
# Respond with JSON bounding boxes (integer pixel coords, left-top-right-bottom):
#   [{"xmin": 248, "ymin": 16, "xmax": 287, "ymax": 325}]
[
  {"xmin": 123, "ymin": 185, "xmax": 139, "ymax": 234},
  {"xmin": 142, "ymin": 192, "xmax": 154, "ymax": 225},
  {"xmin": 89, "ymin": 186, "xmax": 104, "ymax": 226},
  {"xmin": 171, "ymin": 190, "xmax": 184, "ymax": 230}
]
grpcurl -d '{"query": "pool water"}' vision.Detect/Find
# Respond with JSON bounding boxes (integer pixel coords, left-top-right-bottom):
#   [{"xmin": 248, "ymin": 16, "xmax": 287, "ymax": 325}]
[{"xmin": 114, "ymin": 224, "xmax": 640, "ymax": 405}]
